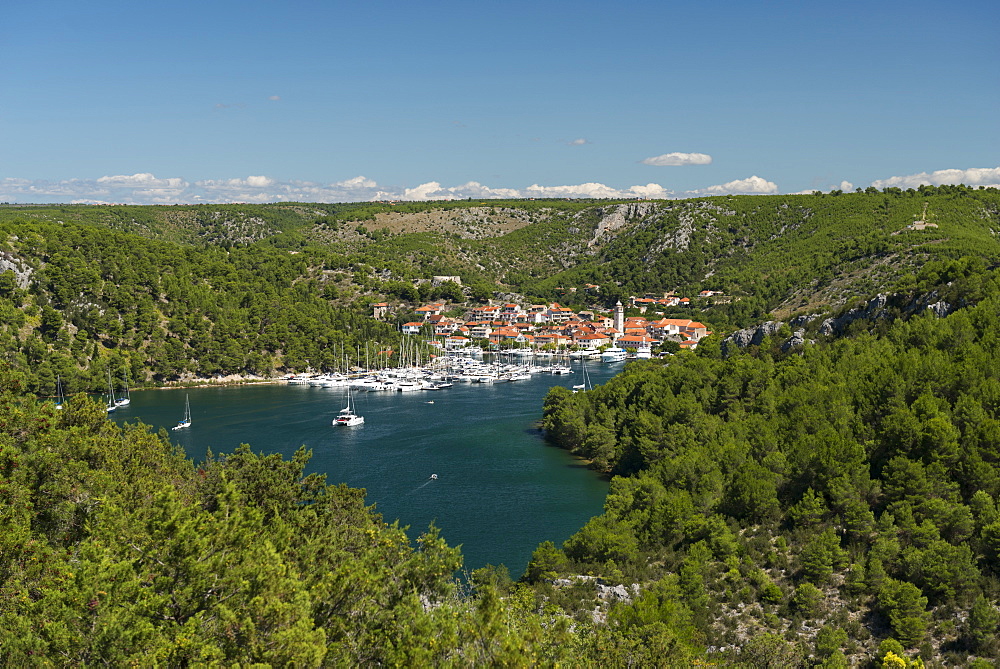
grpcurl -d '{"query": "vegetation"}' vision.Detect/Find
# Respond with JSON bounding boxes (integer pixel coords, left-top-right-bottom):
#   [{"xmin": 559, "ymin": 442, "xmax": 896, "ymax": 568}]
[
  {"xmin": 539, "ymin": 257, "xmax": 1000, "ymax": 663},
  {"xmin": 0, "ymin": 369, "xmax": 584, "ymax": 665},
  {"xmin": 3, "ymin": 187, "xmax": 1000, "ymax": 397},
  {"xmin": 3, "ymin": 188, "xmax": 1000, "ymax": 663}
]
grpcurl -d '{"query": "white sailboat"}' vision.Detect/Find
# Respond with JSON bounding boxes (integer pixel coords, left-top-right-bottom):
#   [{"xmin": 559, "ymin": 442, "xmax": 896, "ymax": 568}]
[
  {"xmin": 115, "ymin": 370, "xmax": 131, "ymax": 406},
  {"xmin": 172, "ymin": 394, "xmax": 192, "ymax": 430},
  {"xmin": 333, "ymin": 386, "xmax": 364, "ymax": 426},
  {"xmin": 55, "ymin": 375, "xmax": 65, "ymax": 410},
  {"xmin": 105, "ymin": 371, "xmax": 117, "ymax": 413},
  {"xmin": 572, "ymin": 360, "xmax": 593, "ymax": 393}
]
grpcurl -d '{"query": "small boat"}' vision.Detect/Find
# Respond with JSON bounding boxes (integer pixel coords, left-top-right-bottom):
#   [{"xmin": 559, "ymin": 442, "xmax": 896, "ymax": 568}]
[
  {"xmin": 105, "ymin": 371, "xmax": 117, "ymax": 413},
  {"xmin": 55, "ymin": 375, "xmax": 65, "ymax": 410},
  {"xmin": 333, "ymin": 387, "xmax": 364, "ymax": 426},
  {"xmin": 172, "ymin": 394, "xmax": 192, "ymax": 430},
  {"xmin": 573, "ymin": 360, "xmax": 593, "ymax": 393},
  {"xmin": 115, "ymin": 370, "xmax": 131, "ymax": 407},
  {"xmin": 429, "ymin": 474, "xmax": 438, "ymax": 480}
]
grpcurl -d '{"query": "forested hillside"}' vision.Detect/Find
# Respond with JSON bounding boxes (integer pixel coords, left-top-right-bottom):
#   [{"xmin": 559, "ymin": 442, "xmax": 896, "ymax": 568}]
[
  {"xmin": 4, "ymin": 189, "xmax": 1000, "ymax": 664},
  {"xmin": 0, "ymin": 370, "xmax": 580, "ymax": 665},
  {"xmin": 3, "ymin": 187, "xmax": 1000, "ymax": 397},
  {"xmin": 538, "ymin": 257, "xmax": 1000, "ymax": 665}
]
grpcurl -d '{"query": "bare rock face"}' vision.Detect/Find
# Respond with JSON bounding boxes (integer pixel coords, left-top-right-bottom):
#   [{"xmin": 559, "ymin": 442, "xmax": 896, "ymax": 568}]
[
  {"xmin": 781, "ymin": 329, "xmax": 808, "ymax": 352},
  {"xmin": 724, "ymin": 320, "xmax": 785, "ymax": 353},
  {"xmin": 927, "ymin": 300, "xmax": 951, "ymax": 317},
  {"xmin": 587, "ymin": 203, "xmax": 659, "ymax": 247},
  {"xmin": 595, "ymin": 583, "xmax": 632, "ymax": 603},
  {"xmin": 0, "ymin": 252, "xmax": 31, "ymax": 288},
  {"xmin": 819, "ymin": 293, "xmax": 891, "ymax": 336}
]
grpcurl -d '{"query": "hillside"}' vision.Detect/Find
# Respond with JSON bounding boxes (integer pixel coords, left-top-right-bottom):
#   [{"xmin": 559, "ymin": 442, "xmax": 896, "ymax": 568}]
[
  {"xmin": 538, "ymin": 259, "xmax": 1000, "ymax": 665},
  {"xmin": 4, "ymin": 188, "xmax": 1000, "ymax": 664},
  {"xmin": 2, "ymin": 186, "xmax": 999, "ymax": 394}
]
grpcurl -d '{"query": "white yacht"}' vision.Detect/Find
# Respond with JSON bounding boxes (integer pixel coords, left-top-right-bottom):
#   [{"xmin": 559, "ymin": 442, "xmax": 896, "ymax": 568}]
[{"xmin": 601, "ymin": 347, "xmax": 627, "ymax": 362}]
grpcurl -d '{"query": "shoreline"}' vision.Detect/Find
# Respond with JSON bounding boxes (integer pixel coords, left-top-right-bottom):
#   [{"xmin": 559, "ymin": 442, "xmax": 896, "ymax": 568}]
[{"xmin": 139, "ymin": 375, "xmax": 286, "ymax": 391}]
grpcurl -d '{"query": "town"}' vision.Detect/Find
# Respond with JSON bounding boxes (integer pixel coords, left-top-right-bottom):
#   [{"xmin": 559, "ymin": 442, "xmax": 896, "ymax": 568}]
[{"xmin": 379, "ymin": 290, "xmax": 716, "ymax": 356}]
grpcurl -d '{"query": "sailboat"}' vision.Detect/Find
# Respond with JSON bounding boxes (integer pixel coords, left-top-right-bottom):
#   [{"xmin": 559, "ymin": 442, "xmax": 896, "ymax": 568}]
[
  {"xmin": 115, "ymin": 370, "xmax": 131, "ymax": 407},
  {"xmin": 333, "ymin": 386, "xmax": 364, "ymax": 426},
  {"xmin": 105, "ymin": 371, "xmax": 117, "ymax": 413},
  {"xmin": 55, "ymin": 375, "xmax": 65, "ymax": 410},
  {"xmin": 572, "ymin": 360, "xmax": 593, "ymax": 393},
  {"xmin": 172, "ymin": 394, "xmax": 192, "ymax": 430}
]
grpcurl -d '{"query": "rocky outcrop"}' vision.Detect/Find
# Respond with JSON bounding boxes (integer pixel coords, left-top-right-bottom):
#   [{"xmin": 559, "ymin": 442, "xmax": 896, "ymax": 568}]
[
  {"xmin": 724, "ymin": 320, "xmax": 785, "ymax": 354},
  {"xmin": 818, "ymin": 293, "xmax": 890, "ymax": 336},
  {"xmin": 0, "ymin": 252, "xmax": 31, "ymax": 288},
  {"xmin": 927, "ymin": 300, "xmax": 951, "ymax": 317},
  {"xmin": 587, "ymin": 203, "xmax": 659, "ymax": 247},
  {"xmin": 781, "ymin": 329, "xmax": 807, "ymax": 352}
]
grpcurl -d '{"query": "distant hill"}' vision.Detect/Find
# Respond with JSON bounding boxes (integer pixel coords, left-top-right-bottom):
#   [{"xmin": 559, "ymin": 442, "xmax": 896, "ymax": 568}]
[
  {"xmin": 2, "ymin": 186, "xmax": 998, "ymax": 392},
  {"xmin": 6, "ymin": 187, "xmax": 997, "ymax": 319}
]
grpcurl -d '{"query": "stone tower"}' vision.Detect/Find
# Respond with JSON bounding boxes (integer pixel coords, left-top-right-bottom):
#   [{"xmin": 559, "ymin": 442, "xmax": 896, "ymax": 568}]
[{"xmin": 614, "ymin": 300, "xmax": 624, "ymax": 335}]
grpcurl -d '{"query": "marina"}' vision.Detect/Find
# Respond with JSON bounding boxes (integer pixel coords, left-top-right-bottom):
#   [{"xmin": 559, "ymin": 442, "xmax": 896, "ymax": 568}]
[{"xmin": 109, "ymin": 355, "xmax": 625, "ymax": 574}]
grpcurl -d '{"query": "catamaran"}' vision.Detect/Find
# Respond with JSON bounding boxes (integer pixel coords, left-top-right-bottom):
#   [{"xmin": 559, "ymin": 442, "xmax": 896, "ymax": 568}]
[
  {"xmin": 172, "ymin": 394, "xmax": 192, "ymax": 430},
  {"xmin": 333, "ymin": 386, "xmax": 364, "ymax": 426}
]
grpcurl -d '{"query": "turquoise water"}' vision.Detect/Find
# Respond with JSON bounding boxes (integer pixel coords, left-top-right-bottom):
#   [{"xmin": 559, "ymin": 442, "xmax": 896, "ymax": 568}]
[{"xmin": 110, "ymin": 359, "xmax": 620, "ymax": 575}]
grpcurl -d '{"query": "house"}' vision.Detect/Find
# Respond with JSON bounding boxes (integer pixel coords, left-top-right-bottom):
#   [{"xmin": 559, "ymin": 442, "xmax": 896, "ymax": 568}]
[
  {"xmin": 469, "ymin": 305, "xmax": 501, "ymax": 321},
  {"xmin": 681, "ymin": 321, "xmax": 709, "ymax": 340},
  {"xmin": 415, "ymin": 303, "xmax": 445, "ymax": 320},
  {"xmin": 372, "ymin": 302, "xmax": 389, "ymax": 320},
  {"xmin": 445, "ymin": 335, "xmax": 471, "ymax": 350},
  {"xmin": 617, "ymin": 334, "xmax": 658, "ymax": 349},
  {"xmin": 534, "ymin": 332, "xmax": 571, "ymax": 348},
  {"xmin": 466, "ymin": 321, "xmax": 494, "ymax": 340},
  {"xmin": 574, "ymin": 332, "xmax": 612, "ymax": 348},
  {"xmin": 631, "ymin": 297, "xmax": 659, "ymax": 312},
  {"xmin": 401, "ymin": 322, "xmax": 425, "ymax": 335},
  {"xmin": 546, "ymin": 303, "xmax": 575, "ymax": 323},
  {"xmin": 433, "ymin": 319, "xmax": 460, "ymax": 336},
  {"xmin": 499, "ymin": 303, "xmax": 523, "ymax": 322}
]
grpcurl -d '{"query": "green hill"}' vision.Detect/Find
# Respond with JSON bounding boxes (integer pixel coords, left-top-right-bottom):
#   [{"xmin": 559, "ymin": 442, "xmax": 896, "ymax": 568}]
[{"xmin": 3, "ymin": 187, "xmax": 1000, "ymax": 664}]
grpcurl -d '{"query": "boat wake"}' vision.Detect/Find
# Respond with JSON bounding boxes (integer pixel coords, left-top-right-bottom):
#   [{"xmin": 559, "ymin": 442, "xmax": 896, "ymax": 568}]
[{"xmin": 409, "ymin": 476, "xmax": 438, "ymax": 494}]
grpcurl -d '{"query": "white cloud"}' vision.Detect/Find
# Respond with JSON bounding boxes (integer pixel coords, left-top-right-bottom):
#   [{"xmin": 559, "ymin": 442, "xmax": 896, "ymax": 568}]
[
  {"xmin": 96, "ymin": 173, "xmax": 187, "ymax": 189},
  {"xmin": 696, "ymin": 175, "xmax": 778, "ymax": 196},
  {"xmin": 268, "ymin": 95, "xmax": 281, "ymax": 101},
  {"xmin": 568, "ymin": 138, "xmax": 590, "ymax": 146},
  {"xmin": 839, "ymin": 180, "xmax": 854, "ymax": 191},
  {"xmin": 641, "ymin": 152, "xmax": 713, "ymax": 166},
  {"xmin": 0, "ymin": 172, "xmax": 780, "ymax": 205},
  {"xmin": 628, "ymin": 183, "xmax": 673, "ymax": 199},
  {"xmin": 445, "ymin": 181, "xmax": 521, "ymax": 199},
  {"xmin": 525, "ymin": 182, "xmax": 627, "ymax": 199},
  {"xmin": 871, "ymin": 167, "xmax": 1000, "ymax": 190},
  {"xmin": 335, "ymin": 175, "xmax": 378, "ymax": 189}
]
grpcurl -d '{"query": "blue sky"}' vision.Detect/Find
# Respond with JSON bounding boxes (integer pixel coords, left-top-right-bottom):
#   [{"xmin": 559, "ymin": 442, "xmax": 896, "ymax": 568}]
[{"xmin": 3, "ymin": 0, "xmax": 998, "ymax": 204}]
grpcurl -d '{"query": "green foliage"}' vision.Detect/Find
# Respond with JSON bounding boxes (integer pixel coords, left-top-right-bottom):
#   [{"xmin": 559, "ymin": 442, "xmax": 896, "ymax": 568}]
[
  {"xmin": 0, "ymin": 382, "xmax": 594, "ymax": 664},
  {"xmin": 879, "ymin": 579, "xmax": 930, "ymax": 648},
  {"xmin": 537, "ymin": 261, "xmax": 1000, "ymax": 657}
]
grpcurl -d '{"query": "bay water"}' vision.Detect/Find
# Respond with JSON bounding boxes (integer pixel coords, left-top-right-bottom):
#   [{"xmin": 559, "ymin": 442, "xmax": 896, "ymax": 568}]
[{"xmin": 110, "ymin": 359, "xmax": 620, "ymax": 575}]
